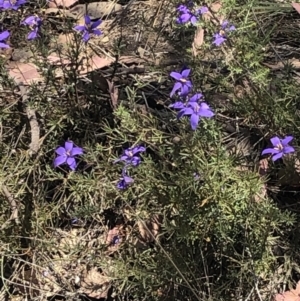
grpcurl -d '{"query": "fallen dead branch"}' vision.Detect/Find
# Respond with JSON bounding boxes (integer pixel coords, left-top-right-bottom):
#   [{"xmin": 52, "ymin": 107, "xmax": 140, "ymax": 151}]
[
  {"xmin": 1, "ymin": 184, "xmax": 20, "ymax": 229},
  {"xmin": 18, "ymin": 84, "xmax": 40, "ymax": 156}
]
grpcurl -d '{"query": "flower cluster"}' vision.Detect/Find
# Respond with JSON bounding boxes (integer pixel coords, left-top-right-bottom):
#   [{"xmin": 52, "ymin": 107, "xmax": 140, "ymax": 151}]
[
  {"xmin": 0, "ymin": 1, "xmax": 42, "ymax": 44},
  {"xmin": 262, "ymin": 136, "xmax": 295, "ymax": 162},
  {"xmin": 176, "ymin": 3, "xmax": 208, "ymax": 26},
  {"xmin": 0, "ymin": 4, "xmax": 101, "ymax": 45},
  {"xmin": 169, "ymin": 68, "xmax": 214, "ymax": 130},
  {"xmin": 114, "ymin": 145, "xmax": 146, "ymax": 190},
  {"xmin": 21, "ymin": 15, "xmax": 42, "ymax": 40},
  {"xmin": 54, "ymin": 141, "xmax": 84, "ymax": 171},
  {"xmin": 176, "ymin": 3, "xmax": 236, "ymax": 47},
  {"xmin": 212, "ymin": 20, "xmax": 236, "ymax": 46}
]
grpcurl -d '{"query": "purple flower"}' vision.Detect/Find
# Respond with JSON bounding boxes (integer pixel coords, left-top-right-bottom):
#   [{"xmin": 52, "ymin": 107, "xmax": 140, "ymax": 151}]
[
  {"xmin": 21, "ymin": 16, "xmax": 42, "ymax": 40},
  {"xmin": 177, "ymin": 4, "xmax": 189, "ymax": 13},
  {"xmin": 0, "ymin": 30, "xmax": 9, "ymax": 48},
  {"xmin": 0, "ymin": 0, "xmax": 26, "ymax": 10},
  {"xmin": 176, "ymin": 4, "xmax": 208, "ymax": 25},
  {"xmin": 117, "ymin": 170, "xmax": 134, "ymax": 190},
  {"xmin": 74, "ymin": 15, "xmax": 102, "ymax": 42},
  {"xmin": 177, "ymin": 8, "xmax": 197, "ymax": 25},
  {"xmin": 213, "ymin": 20, "xmax": 236, "ymax": 47},
  {"xmin": 221, "ymin": 20, "xmax": 236, "ymax": 32},
  {"xmin": 261, "ymin": 136, "xmax": 295, "ymax": 161},
  {"xmin": 179, "ymin": 101, "xmax": 214, "ymax": 130},
  {"xmin": 212, "ymin": 33, "xmax": 226, "ymax": 46},
  {"xmin": 54, "ymin": 141, "xmax": 83, "ymax": 171},
  {"xmin": 197, "ymin": 6, "xmax": 208, "ymax": 14},
  {"xmin": 170, "ymin": 68, "xmax": 192, "ymax": 97},
  {"xmin": 114, "ymin": 145, "xmax": 146, "ymax": 167}
]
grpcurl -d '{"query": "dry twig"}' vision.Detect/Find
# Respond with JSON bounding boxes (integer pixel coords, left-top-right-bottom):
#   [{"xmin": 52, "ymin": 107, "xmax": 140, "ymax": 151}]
[
  {"xmin": 18, "ymin": 84, "xmax": 40, "ymax": 156},
  {"xmin": 1, "ymin": 184, "xmax": 20, "ymax": 229}
]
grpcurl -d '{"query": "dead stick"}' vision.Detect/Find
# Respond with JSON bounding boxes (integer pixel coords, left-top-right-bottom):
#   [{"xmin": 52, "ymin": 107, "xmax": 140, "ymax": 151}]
[
  {"xmin": 1, "ymin": 185, "xmax": 20, "ymax": 229},
  {"xmin": 18, "ymin": 84, "xmax": 40, "ymax": 156}
]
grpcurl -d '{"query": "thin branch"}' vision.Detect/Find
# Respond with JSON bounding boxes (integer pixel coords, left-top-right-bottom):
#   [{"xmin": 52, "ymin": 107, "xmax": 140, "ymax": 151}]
[
  {"xmin": 1, "ymin": 184, "xmax": 20, "ymax": 229},
  {"xmin": 18, "ymin": 84, "xmax": 40, "ymax": 156}
]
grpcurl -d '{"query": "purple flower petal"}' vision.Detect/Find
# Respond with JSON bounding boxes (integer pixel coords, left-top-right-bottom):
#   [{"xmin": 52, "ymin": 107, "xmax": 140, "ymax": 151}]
[
  {"xmin": 283, "ymin": 146, "xmax": 295, "ymax": 154},
  {"xmin": 117, "ymin": 174, "xmax": 134, "ymax": 190},
  {"xmin": 17, "ymin": 0, "xmax": 26, "ymax": 5},
  {"xmin": 27, "ymin": 29, "xmax": 38, "ymax": 40},
  {"xmin": 71, "ymin": 147, "xmax": 83, "ymax": 156},
  {"xmin": 181, "ymin": 69, "xmax": 191, "ymax": 78},
  {"xmin": 92, "ymin": 29, "xmax": 102, "ymax": 36},
  {"xmin": 22, "ymin": 16, "xmax": 36, "ymax": 25},
  {"xmin": 177, "ymin": 4, "xmax": 188, "ymax": 12},
  {"xmin": 0, "ymin": 30, "xmax": 9, "ymax": 41},
  {"xmin": 198, "ymin": 103, "xmax": 214, "ymax": 117},
  {"xmin": 270, "ymin": 136, "xmax": 281, "ymax": 148},
  {"xmin": 54, "ymin": 155, "xmax": 67, "ymax": 167},
  {"xmin": 213, "ymin": 33, "xmax": 226, "ymax": 46},
  {"xmin": 131, "ymin": 156, "xmax": 141, "ymax": 166},
  {"xmin": 170, "ymin": 72, "xmax": 182, "ymax": 81},
  {"xmin": 83, "ymin": 31, "xmax": 90, "ymax": 42},
  {"xmin": 123, "ymin": 175, "xmax": 134, "ymax": 184},
  {"xmin": 2, "ymin": 1, "xmax": 11, "ymax": 9},
  {"xmin": 180, "ymin": 107, "xmax": 193, "ymax": 116},
  {"xmin": 189, "ymin": 93, "xmax": 203, "ymax": 102},
  {"xmin": 65, "ymin": 141, "xmax": 74, "ymax": 152},
  {"xmin": 67, "ymin": 157, "xmax": 76, "ymax": 170},
  {"xmin": 84, "ymin": 15, "xmax": 91, "ymax": 25},
  {"xmin": 91, "ymin": 19, "xmax": 102, "ymax": 29},
  {"xmin": 132, "ymin": 146, "xmax": 146, "ymax": 154},
  {"xmin": 221, "ymin": 20, "xmax": 229, "ymax": 29},
  {"xmin": 169, "ymin": 101, "xmax": 185, "ymax": 109},
  {"xmin": 74, "ymin": 25, "xmax": 86, "ymax": 32},
  {"xmin": 190, "ymin": 16, "xmax": 198, "ymax": 25},
  {"xmin": 119, "ymin": 154, "xmax": 129, "ymax": 161},
  {"xmin": 186, "ymin": 81, "xmax": 193, "ymax": 88},
  {"xmin": 124, "ymin": 149, "xmax": 132, "ymax": 157},
  {"xmin": 198, "ymin": 6, "xmax": 208, "ymax": 14},
  {"xmin": 261, "ymin": 148, "xmax": 279, "ymax": 156},
  {"xmin": 117, "ymin": 180, "xmax": 126, "ymax": 189},
  {"xmin": 170, "ymin": 82, "xmax": 182, "ymax": 97},
  {"xmin": 179, "ymin": 13, "xmax": 191, "ymax": 23},
  {"xmin": 272, "ymin": 152, "xmax": 283, "ymax": 162},
  {"xmin": 282, "ymin": 136, "xmax": 293, "ymax": 146},
  {"xmin": 176, "ymin": 17, "xmax": 185, "ymax": 24},
  {"xmin": 55, "ymin": 146, "xmax": 66, "ymax": 156},
  {"xmin": 0, "ymin": 42, "xmax": 9, "ymax": 48},
  {"xmin": 181, "ymin": 84, "xmax": 191, "ymax": 96},
  {"xmin": 190, "ymin": 113, "xmax": 199, "ymax": 130}
]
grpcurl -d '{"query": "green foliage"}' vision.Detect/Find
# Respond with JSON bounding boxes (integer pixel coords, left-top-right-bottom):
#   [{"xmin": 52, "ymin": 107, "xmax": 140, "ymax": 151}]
[{"xmin": 1, "ymin": 0, "xmax": 300, "ymax": 300}]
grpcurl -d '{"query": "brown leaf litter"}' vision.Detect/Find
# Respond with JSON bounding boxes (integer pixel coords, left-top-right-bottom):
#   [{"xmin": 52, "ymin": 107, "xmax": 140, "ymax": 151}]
[
  {"xmin": 274, "ymin": 281, "xmax": 300, "ymax": 301},
  {"xmin": 12, "ymin": 228, "xmax": 117, "ymax": 299},
  {"xmin": 292, "ymin": 2, "xmax": 300, "ymax": 15},
  {"xmin": 137, "ymin": 214, "xmax": 162, "ymax": 243},
  {"xmin": 46, "ymin": 2, "xmax": 123, "ymax": 19},
  {"xmin": 48, "ymin": 0, "xmax": 78, "ymax": 9},
  {"xmin": 6, "ymin": 54, "xmax": 113, "ymax": 85},
  {"xmin": 79, "ymin": 267, "xmax": 111, "ymax": 299}
]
